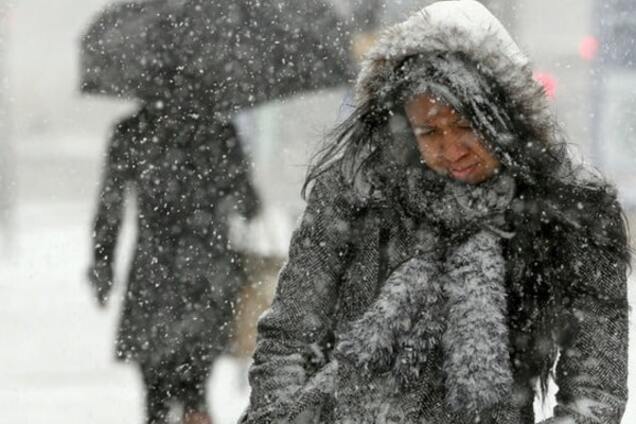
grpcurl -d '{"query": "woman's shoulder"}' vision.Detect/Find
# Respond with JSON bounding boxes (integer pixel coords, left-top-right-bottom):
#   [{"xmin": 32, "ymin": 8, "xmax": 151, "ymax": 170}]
[
  {"xmin": 307, "ymin": 162, "xmax": 356, "ymax": 205},
  {"xmin": 546, "ymin": 180, "xmax": 629, "ymax": 296},
  {"xmin": 305, "ymin": 162, "xmax": 384, "ymax": 227}
]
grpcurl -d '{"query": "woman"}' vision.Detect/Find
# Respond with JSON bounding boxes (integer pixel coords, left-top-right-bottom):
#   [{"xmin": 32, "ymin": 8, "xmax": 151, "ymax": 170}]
[
  {"xmin": 88, "ymin": 100, "xmax": 260, "ymax": 424},
  {"xmin": 242, "ymin": 1, "xmax": 630, "ymax": 423}
]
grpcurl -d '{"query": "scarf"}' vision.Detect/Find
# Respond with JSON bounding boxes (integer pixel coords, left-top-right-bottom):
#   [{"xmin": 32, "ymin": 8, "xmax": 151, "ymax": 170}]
[{"xmin": 334, "ymin": 170, "xmax": 516, "ymax": 419}]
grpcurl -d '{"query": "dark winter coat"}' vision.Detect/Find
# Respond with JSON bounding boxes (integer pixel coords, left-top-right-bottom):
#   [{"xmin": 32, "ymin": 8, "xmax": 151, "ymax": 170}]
[
  {"xmin": 243, "ymin": 1, "xmax": 630, "ymax": 423},
  {"xmin": 90, "ymin": 103, "xmax": 259, "ymax": 369}
]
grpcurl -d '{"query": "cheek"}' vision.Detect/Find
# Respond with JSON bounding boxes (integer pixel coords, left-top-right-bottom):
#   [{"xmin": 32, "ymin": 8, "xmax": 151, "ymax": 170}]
[
  {"xmin": 466, "ymin": 136, "xmax": 497, "ymax": 162},
  {"xmin": 471, "ymin": 140, "xmax": 500, "ymax": 176},
  {"xmin": 417, "ymin": 139, "xmax": 441, "ymax": 164},
  {"xmin": 479, "ymin": 146, "xmax": 500, "ymax": 169}
]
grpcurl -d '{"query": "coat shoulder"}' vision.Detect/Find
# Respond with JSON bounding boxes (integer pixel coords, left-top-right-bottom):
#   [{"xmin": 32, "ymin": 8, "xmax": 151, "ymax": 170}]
[{"xmin": 307, "ymin": 163, "xmax": 361, "ymax": 215}]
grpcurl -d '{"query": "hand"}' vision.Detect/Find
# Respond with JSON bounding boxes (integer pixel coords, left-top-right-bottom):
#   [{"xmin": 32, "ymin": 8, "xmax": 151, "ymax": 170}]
[{"xmin": 87, "ymin": 260, "xmax": 113, "ymax": 307}]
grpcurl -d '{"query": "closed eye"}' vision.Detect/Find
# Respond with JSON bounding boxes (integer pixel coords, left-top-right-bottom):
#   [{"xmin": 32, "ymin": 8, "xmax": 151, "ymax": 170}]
[{"xmin": 414, "ymin": 126, "xmax": 435, "ymax": 137}]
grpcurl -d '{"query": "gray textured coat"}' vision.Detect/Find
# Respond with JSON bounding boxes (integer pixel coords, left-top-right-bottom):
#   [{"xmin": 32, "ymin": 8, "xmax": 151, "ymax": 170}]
[
  {"xmin": 90, "ymin": 103, "xmax": 259, "ymax": 369},
  {"xmin": 243, "ymin": 1, "xmax": 629, "ymax": 423}
]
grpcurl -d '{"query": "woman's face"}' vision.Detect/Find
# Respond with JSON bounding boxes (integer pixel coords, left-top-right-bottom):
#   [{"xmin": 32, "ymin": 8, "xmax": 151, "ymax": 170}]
[{"xmin": 404, "ymin": 94, "xmax": 500, "ymax": 184}]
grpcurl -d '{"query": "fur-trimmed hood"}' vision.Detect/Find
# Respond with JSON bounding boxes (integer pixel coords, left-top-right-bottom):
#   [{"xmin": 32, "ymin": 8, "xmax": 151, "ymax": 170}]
[
  {"xmin": 356, "ymin": 0, "xmax": 526, "ymax": 101},
  {"xmin": 354, "ymin": 0, "xmax": 562, "ymax": 156}
]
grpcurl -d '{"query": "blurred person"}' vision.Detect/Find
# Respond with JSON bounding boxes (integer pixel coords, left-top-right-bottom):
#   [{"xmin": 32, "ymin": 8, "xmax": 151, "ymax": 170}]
[
  {"xmin": 242, "ymin": 1, "xmax": 630, "ymax": 423},
  {"xmin": 88, "ymin": 100, "xmax": 260, "ymax": 424},
  {"xmin": 82, "ymin": 0, "xmax": 354, "ymax": 421}
]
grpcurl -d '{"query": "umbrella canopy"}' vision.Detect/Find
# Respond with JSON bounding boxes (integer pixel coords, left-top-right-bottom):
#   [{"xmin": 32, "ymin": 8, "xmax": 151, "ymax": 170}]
[
  {"xmin": 80, "ymin": 0, "xmax": 353, "ymax": 112},
  {"xmin": 80, "ymin": 0, "xmax": 180, "ymax": 99}
]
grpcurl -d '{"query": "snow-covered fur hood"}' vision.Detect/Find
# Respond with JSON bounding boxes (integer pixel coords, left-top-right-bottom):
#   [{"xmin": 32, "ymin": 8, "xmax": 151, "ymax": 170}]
[
  {"xmin": 355, "ymin": 0, "xmax": 561, "ymax": 151},
  {"xmin": 357, "ymin": 0, "xmax": 525, "ymax": 99}
]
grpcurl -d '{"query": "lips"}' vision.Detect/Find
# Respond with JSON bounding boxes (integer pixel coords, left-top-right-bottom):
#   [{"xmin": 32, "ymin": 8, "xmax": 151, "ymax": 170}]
[{"xmin": 450, "ymin": 163, "xmax": 479, "ymax": 179}]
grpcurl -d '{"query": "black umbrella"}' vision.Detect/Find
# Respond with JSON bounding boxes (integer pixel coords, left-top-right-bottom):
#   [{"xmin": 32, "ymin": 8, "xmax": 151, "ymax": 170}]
[
  {"xmin": 80, "ymin": 0, "xmax": 353, "ymax": 111},
  {"xmin": 80, "ymin": 0, "xmax": 180, "ymax": 99}
]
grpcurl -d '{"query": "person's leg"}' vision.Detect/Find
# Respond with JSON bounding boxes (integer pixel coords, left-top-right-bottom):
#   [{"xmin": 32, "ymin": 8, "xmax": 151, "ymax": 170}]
[
  {"xmin": 140, "ymin": 364, "xmax": 173, "ymax": 424},
  {"xmin": 183, "ymin": 410, "xmax": 212, "ymax": 424},
  {"xmin": 180, "ymin": 367, "xmax": 212, "ymax": 424}
]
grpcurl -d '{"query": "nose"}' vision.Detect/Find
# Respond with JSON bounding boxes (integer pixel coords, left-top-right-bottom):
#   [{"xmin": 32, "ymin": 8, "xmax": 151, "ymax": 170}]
[{"xmin": 441, "ymin": 131, "xmax": 470, "ymax": 163}]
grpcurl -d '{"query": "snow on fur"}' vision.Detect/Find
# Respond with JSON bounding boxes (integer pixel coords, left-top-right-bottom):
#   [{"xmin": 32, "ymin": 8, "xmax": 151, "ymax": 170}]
[
  {"xmin": 335, "ymin": 251, "xmax": 442, "ymax": 375},
  {"xmin": 356, "ymin": 0, "xmax": 527, "ymax": 104},
  {"xmin": 443, "ymin": 230, "xmax": 513, "ymax": 415}
]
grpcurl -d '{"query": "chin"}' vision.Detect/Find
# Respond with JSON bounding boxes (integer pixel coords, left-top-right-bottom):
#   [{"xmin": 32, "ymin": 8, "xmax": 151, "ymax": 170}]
[{"xmin": 453, "ymin": 173, "xmax": 491, "ymax": 185}]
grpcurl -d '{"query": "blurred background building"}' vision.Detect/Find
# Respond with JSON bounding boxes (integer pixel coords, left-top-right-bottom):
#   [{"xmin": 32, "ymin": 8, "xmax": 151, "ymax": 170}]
[
  {"xmin": 0, "ymin": 3, "xmax": 13, "ymax": 253},
  {"xmin": 591, "ymin": 0, "xmax": 636, "ymax": 203},
  {"xmin": 1, "ymin": 1, "xmax": 635, "ymax": 423}
]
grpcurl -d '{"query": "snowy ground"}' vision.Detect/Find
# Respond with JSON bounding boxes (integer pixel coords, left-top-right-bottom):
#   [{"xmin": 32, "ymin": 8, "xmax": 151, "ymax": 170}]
[
  {"xmin": 0, "ymin": 200, "xmax": 251, "ymax": 424},
  {"xmin": 1, "ymin": 135, "xmax": 636, "ymax": 423}
]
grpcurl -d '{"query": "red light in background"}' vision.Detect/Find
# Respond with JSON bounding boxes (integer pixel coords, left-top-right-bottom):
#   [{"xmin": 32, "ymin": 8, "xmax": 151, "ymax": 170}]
[
  {"xmin": 533, "ymin": 71, "xmax": 557, "ymax": 100},
  {"xmin": 579, "ymin": 36, "xmax": 599, "ymax": 61}
]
